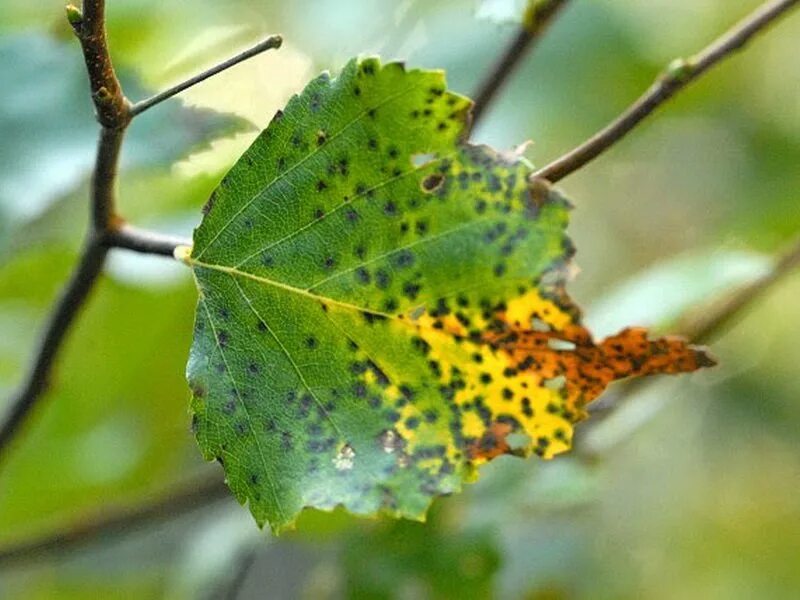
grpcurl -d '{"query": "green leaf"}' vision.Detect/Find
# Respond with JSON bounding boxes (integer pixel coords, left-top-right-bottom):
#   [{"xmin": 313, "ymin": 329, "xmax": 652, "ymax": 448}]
[{"xmin": 185, "ymin": 57, "xmax": 713, "ymax": 531}]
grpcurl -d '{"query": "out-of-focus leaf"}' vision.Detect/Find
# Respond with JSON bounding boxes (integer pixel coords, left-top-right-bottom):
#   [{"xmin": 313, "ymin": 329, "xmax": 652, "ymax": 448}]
[
  {"xmin": 586, "ymin": 249, "xmax": 771, "ymax": 339},
  {"xmin": 184, "ymin": 57, "xmax": 713, "ymax": 531},
  {"xmin": 0, "ymin": 33, "xmax": 250, "ymax": 235}
]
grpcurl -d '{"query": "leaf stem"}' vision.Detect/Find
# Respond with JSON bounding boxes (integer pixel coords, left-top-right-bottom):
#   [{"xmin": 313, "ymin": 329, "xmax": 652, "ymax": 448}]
[
  {"xmin": 471, "ymin": 0, "xmax": 572, "ymax": 127},
  {"xmin": 105, "ymin": 224, "xmax": 191, "ymax": 257},
  {"xmin": 129, "ymin": 35, "xmax": 283, "ymax": 117},
  {"xmin": 533, "ymin": 0, "xmax": 800, "ymax": 183}
]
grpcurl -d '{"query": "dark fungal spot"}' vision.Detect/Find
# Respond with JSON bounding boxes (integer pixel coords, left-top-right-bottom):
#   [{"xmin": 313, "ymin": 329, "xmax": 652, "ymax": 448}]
[
  {"xmin": 257, "ymin": 321, "xmax": 268, "ymax": 333},
  {"xmin": 305, "ymin": 336, "xmax": 318, "ymax": 349},
  {"xmin": 248, "ymin": 363, "xmax": 260, "ymax": 375},
  {"xmin": 392, "ymin": 250, "xmax": 415, "ymax": 269},
  {"xmin": 217, "ymin": 331, "xmax": 229, "ymax": 348},
  {"xmin": 356, "ymin": 267, "xmax": 371, "ymax": 284},
  {"xmin": 354, "ymin": 245, "xmax": 366, "ymax": 259},
  {"xmin": 345, "ymin": 208, "xmax": 359, "ymax": 222},
  {"xmin": 368, "ymin": 138, "xmax": 378, "ymax": 150},
  {"xmin": 375, "ymin": 269, "xmax": 391, "ymax": 289},
  {"xmin": 223, "ymin": 399, "xmax": 236, "ymax": 415},
  {"xmin": 362, "ymin": 62, "xmax": 375, "ymax": 75},
  {"xmin": 384, "ymin": 298, "xmax": 398, "ymax": 312},
  {"xmin": 415, "ymin": 220, "xmax": 428, "ymax": 235},
  {"xmin": 323, "ymin": 256, "xmax": 336, "ymax": 269},
  {"xmin": 421, "ymin": 173, "xmax": 444, "ymax": 193},
  {"xmin": 480, "ymin": 372, "xmax": 493, "ymax": 384},
  {"xmin": 316, "ymin": 130, "xmax": 327, "ymax": 145},
  {"xmin": 316, "ymin": 180, "xmax": 327, "ymax": 192},
  {"xmin": 388, "ymin": 146, "xmax": 399, "ymax": 159},
  {"xmin": 405, "ymin": 417, "xmax": 420, "ymax": 430},
  {"xmin": 367, "ymin": 108, "xmax": 377, "ymax": 119},
  {"xmin": 494, "ymin": 263, "xmax": 507, "ymax": 277},
  {"xmin": 354, "ymin": 85, "xmax": 361, "ymax": 96},
  {"xmin": 314, "ymin": 208, "xmax": 325, "ymax": 219},
  {"xmin": 424, "ymin": 408, "xmax": 439, "ymax": 423},
  {"xmin": 402, "ymin": 281, "xmax": 421, "ymax": 300},
  {"xmin": 383, "ymin": 201, "xmax": 398, "ymax": 216}
]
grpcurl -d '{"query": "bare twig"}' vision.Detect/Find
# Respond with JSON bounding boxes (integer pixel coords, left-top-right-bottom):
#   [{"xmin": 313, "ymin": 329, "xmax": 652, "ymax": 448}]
[
  {"xmin": 533, "ymin": 0, "xmax": 800, "ymax": 183},
  {"xmin": 471, "ymin": 0, "xmax": 571, "ymax": 126},
  {"xmin": 0, "ymin": 474, "xmax": 229, "ymax": 567},
  {"xmin": 130, "ymin": 35, "xmax": 283, "ymax": 117}
]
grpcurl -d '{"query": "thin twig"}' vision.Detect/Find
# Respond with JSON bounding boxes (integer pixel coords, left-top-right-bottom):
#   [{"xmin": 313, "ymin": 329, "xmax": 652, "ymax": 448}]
[
  {"xmin": 130, "ymin": 35, "xmax": 283, "ymax": 117},
  {"xmin": 471, "ymin": 0, "xmax": 571, "ymax": 126},
  {"xmin": 0, "ymin": 474, "xmax": 230, "ymax": 567},
  {"xmin": 533, "ymin": 0, "xmax": 800, "ymax": 183}
]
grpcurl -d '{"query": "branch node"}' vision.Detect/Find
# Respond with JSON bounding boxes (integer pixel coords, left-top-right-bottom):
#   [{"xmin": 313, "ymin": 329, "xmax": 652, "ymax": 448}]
[{"xmin": 65, "ymin": 4, "xmax": 83, "ymax": 31}]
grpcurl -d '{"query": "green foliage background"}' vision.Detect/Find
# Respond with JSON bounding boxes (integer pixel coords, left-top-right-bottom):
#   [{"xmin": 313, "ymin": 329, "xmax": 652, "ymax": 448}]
[{"xmin": 0, "ymin": 0, "xmax": 798, "ymax": 598}]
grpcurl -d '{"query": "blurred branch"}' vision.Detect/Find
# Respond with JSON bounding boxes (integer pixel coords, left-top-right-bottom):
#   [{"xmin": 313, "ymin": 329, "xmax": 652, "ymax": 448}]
[
  {"xmin": 586, "ymin": 235, "xmax": 800, "ymax": 422},
  {"xmin": 0, "ymin": 473, "xmax": 230, "ymax": 567},
  {"xmin": 0, "ymin": 4, "xmax": 281, "ymax": 464},
  {"xmin": 533, "ymin": 0, "xmax": 800, "ymax": 183},
  {"xmin": 130, "ymin": 35, "xmax": 283, "ymax": 117},
  {"xmin": 471, "ymin": 0, "xmax": 572, "ymax": 126}
]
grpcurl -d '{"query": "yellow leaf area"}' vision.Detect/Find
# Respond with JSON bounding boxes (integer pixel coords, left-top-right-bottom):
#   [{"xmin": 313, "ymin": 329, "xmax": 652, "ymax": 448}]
[{"xmin": 378, "ymin": 287, "xmax": 715, "ymax": 468}]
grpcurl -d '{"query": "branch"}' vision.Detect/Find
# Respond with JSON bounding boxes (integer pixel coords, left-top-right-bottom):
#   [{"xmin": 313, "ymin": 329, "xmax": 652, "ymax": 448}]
[
  {"xmin": 0, "ymin": 474, "xmax": 229, "ymax": 567},
  {"xmin": 130, "ymin": 35, "xmax": 283, "ymax": 117},
  {"xmin": 586, "ymin": 236, "xmax": 800, "ymax": 422},
  {"xmin": 66, "ymin": 2, "xmax": 130, "ymax": 129},
  {"xmin": 471, "ymin": 0, "xmax": 571, "ymax": 126},
  {"xmin": 533, "ymin": 0, "xmax": 800, "ymax": 183}
]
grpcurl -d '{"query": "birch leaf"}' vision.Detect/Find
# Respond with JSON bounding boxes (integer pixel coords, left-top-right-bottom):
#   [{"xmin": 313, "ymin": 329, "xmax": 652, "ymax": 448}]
[{"xmin": 184, "ymin": 57, "xmax": 714, "ymax": 531}]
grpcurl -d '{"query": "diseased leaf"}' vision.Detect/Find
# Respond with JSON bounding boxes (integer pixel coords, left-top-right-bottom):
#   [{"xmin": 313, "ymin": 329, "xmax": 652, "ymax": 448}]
[{"xmin": 184, "ymin": 57, "xmax": 714, "ymax": 531}]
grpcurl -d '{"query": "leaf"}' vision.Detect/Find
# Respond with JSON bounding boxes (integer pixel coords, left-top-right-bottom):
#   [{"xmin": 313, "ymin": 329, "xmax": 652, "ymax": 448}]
[{"xmin": 184, "ymin": 57, "xmax": 714, "ymax": 531}]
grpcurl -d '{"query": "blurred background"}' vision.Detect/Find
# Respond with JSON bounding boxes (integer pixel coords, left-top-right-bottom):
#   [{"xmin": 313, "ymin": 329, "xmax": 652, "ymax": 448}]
[{"xmin": 0, "ymin": 0, "xmax": 798, "ymax": 598}]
